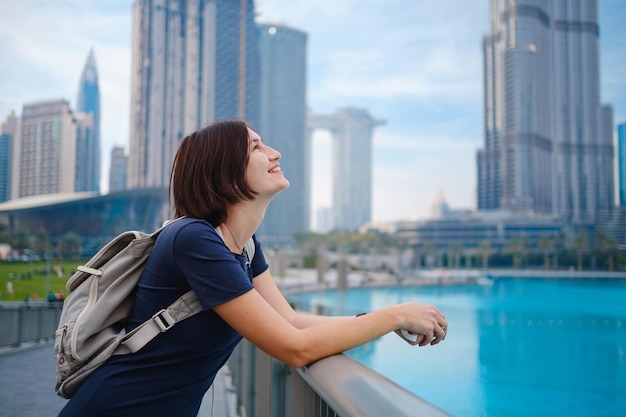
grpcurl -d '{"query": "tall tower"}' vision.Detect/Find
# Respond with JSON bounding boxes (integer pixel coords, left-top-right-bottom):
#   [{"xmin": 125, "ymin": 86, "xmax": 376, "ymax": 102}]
[
  {"xmin": 128, "ymin": 0, "xmax": 260, "ymax": 189},
  {"xmin": 618, "ymin": 122, "xmax": 626, "ymax": 207},
  {"xmin": 0, "ymin": 111, "xmax": 18, "ymax": 203},
  {"xmin": 477, "ymin": 0, "xmax": 613, "ymax": 223},
  {"xmin": 76, "ymin": 49, "xmax": 101, "ymax": 193},
  {"xmin": 255, "ymin": 23, "xmax": 308, "ymax": 247},
  {"xmin": 551, "ymin": 2, "xmax": 613, "ymax": 223},
  {"xmin": 308, "ymin": 108, "xmax": 385, "ymax": 231},
  {"xmin": 14, "ymin": 100, "xmax": 77, "ymax": 198},
  {"xmin": 109, "ymin": 146, "xmax": 129, "ymax": 193}
]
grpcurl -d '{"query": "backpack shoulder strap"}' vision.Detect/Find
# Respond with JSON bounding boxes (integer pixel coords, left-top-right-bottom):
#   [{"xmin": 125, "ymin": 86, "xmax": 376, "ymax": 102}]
[
  {"xmin": 116, "ymin": 290, "xmax": 201, "ymax": 354},
  {"xmin": 116, "ymin": 222, "xmax": 257, "ymax": 355}
]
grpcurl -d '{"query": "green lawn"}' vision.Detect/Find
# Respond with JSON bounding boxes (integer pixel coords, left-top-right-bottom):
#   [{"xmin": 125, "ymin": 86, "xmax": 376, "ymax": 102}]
[{"xmin": 0, "ymin": 260, "xmax": 85, "ymax": 301}]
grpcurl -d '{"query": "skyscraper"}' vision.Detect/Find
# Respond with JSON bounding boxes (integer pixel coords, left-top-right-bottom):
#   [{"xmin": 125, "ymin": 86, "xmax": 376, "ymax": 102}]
[
  {"xmin": 0, "ymin": 111, "xmax": 18, "ymax": 203},
  {"xmin": 109, "ymin": 146, "xmax": 128, "ymax": 193},
  {"xmin": 618, "ymin": 122, "xmax": 626, "ymax": 207},
  {"xmin": 128, "ymin": 0, "xmax": 260, "ymax": 189},
  {"xmin": 308, "ymin": 108, "xmax": 385, "ymax": 231},
  {"xmin": 76, "ymin": 49, "xmax": 101, "ymax": 193},
  {"xmin": 14, "ymin": 100, "xmax": 77, "ymax": 198},
  {"xmin": 477, "ymin": 0, "xmax": 613, "ymax": 223},
  {"xmin": 74, "ymin": 112, "xmax": 95, "ymax": 193},
  {"xmin": 255, "ymin": 23, "xmax": 308, "ymax": 247}
]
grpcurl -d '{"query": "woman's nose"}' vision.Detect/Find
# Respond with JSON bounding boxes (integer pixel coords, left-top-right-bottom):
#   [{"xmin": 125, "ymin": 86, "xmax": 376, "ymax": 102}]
[{"xmin": 267, "ymin": 146, "xmax": 281, "ymax": 160}]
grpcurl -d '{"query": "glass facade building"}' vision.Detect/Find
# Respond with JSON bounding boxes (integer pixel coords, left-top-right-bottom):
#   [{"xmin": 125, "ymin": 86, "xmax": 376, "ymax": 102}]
[
  {"xmin": 617, "ymin": 123, "xmax": 626, "ymax": 207},
  {"xmin": 255, "ymin": 23, "xmax": 308, "ymax": 247},
  {"xmin": 0, "ymin": 188, "xmax": 170, "ymax": 256},
  {"xmin": 76, "ymin": 49, "xmax": 101, "ymax": 193},
  {"xmin": 128, "ymin": 0, "xmax": 260, "ymax": 189},
  {"xmin": 477, "ymin": 0, "xmax": 613, "ymax": 224},
  {"xmin": 0, "ymin": 133, "xmax": 11, "ymax": 203}
]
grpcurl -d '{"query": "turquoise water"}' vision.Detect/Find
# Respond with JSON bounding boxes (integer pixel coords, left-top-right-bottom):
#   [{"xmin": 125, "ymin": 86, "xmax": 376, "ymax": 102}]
[{"xmin": 287, "ymin": 278, "xmax": 626, "ymax": 417}]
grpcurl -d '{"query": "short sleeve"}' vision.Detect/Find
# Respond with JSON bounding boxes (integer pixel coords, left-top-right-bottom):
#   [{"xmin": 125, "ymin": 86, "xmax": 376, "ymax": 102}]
[{"xmin": 172, "ymin": 221, "xmax": 254, "ymax": 310}]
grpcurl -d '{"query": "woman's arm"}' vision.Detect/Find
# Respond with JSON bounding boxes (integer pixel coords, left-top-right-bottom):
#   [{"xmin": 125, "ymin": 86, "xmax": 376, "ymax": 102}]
[
  {"xmin": 252, "ymin": 269, "xmax": 353, "ymax": 328},
  {"xmin": 214, "ymin": 276, "xmax": 447, "ymax": 369}
]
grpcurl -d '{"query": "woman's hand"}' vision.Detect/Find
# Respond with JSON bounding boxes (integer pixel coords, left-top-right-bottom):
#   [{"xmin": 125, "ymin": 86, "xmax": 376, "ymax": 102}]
[{"xmin": 393, "ymin": 302, "xmax": 447, "ymax": 347}]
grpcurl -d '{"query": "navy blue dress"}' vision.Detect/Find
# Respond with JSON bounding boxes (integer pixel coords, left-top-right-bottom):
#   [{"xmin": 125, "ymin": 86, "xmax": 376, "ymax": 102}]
[{"xmin": 58, "ymin": 217, "xmax": 268, "ymax": 417}]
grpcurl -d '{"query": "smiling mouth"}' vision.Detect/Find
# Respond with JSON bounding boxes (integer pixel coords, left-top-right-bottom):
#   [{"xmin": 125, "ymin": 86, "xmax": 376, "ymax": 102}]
[{"xmin": 269, "ymin": 167, "xmax": 282, "ymax": 173}]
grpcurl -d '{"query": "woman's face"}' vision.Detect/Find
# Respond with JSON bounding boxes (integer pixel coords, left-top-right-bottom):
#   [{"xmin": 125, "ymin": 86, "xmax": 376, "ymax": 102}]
[{"xmin": 245, "ymin": 128, "xmax": 290, "ymax": 198}]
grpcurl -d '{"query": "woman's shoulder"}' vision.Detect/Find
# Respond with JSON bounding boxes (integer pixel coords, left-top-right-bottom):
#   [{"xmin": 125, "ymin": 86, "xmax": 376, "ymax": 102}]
[{"xmin": 162, "ymin": 217, "xmax": 219, "ymax": 239}]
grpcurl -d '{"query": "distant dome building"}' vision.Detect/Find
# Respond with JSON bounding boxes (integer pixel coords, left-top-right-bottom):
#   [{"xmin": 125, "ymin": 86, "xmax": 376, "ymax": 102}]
[{"xmin": 430, "ymin": 191, "xmax": 449, "ymax": 219}]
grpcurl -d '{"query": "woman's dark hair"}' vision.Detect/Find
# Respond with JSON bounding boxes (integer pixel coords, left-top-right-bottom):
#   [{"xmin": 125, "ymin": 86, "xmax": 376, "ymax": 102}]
[{"xmin": 170, "ymin": 119, "xmax": 257, "ymax": 225}]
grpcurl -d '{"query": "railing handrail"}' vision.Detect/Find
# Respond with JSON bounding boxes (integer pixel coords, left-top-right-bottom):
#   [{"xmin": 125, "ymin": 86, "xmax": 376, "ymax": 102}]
[{"xmin": 297, "ymin": 353, "xmax": 449, "ymax": 417}]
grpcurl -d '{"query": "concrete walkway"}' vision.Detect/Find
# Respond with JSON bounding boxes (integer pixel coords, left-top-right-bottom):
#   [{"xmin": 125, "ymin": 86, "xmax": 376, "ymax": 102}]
[
  {"xmin": 0, "ymin": 342, "xmax": 67, "ymax": 417},
  {"xmin": 0, "ymin": 341, "xmax": 235, "ymax": 417}
]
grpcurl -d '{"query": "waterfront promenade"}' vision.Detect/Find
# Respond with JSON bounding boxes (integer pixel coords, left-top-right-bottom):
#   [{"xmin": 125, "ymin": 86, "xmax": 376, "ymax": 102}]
[{"xmin": 0, "ymin": 342, "xmax": 235, "ymax": 417}]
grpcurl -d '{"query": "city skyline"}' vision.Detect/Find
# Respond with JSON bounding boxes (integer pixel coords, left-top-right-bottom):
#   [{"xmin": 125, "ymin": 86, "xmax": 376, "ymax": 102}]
[{"xmin": 0, "ymin": 0, "xmax": 625, "ymax": 222}]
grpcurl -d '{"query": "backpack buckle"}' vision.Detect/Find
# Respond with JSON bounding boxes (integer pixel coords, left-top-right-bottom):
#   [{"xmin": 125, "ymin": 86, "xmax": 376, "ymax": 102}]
[{"xmin": 152, "ymin": 309, "xmax": 175, "ymax": 332}]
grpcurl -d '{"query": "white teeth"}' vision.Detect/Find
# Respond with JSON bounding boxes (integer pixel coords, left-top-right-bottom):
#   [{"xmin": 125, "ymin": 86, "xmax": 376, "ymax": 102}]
[{"xmin": 269, "ymin": 167, "xmax": 282, "ymax": 173}]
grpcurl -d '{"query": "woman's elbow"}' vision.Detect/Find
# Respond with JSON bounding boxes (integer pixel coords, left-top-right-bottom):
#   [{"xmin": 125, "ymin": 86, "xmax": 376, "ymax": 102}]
[{"xmin": 275, "ymin": 338, "xmax": 320, "ymax": 369}]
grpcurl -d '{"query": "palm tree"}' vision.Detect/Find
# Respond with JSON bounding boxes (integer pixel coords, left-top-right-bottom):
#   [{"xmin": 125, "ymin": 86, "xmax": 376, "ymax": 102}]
[
  {"xmin": 447, "ymin": 242, "xmax": 464, "ymax": 268},
  {"xmin": 506, "ymin": 237, "xmax": 527, "ymax": 269},
  {"xmin": 573, "ymin": 232, "xmax": 589, "ymax": 271},
  {"xmin": 537, "ymin": 235, "xmax": 553, "ymax": 270},
  {"xmin": 476, "ymin": 240, "xmax": 493, "ymax": 269},
  {"xmin": 552, "ymin": 231, "xmax": 566, "ymax": 269},
  {"xmin": 594, "ymin": 232, "xmax": 619, "ymax": 271}
]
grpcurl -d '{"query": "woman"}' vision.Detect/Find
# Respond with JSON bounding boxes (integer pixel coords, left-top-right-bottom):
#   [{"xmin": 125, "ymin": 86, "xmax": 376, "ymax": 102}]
[{"xmin": 59, "ymin": 119, "xmax": 447, "ymax": 416}]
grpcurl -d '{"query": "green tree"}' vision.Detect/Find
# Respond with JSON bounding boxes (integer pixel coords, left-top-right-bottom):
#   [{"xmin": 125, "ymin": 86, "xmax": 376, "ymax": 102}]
[
  {"xmin": 57, "ymin": 232, "xmax": 83, "ymax": 259},
  {"xmin": 0, "ymin": 222, "xmax": 8, "ymax": 243},
  {"xmin": 573, "ymin": 232, "xmax": 589, "ymax": 271},
  {"xmin": 447, "ymin": 242, "xmax": 464, "ymax": 268},
  {"xmin": 9, "ymin": 227, "xmax": 31, "ymax": 256},
  {"xmin": 594, "ymin": 232, "xmax": 618, "ymax": 271},
  {"xmin": 551, "ymin": 231, "xmax": 566, "ymax": 269},
  {"xmin": 476, "ymin": 240, "xmax": 493, "ymax": 269},
  {"xmin": 506, "ymin": 237, "xmax": 527, "ymax": 269},
  {"xmin": 537, "ymin": 235, "xmax": 553, "ymax": 270},
  {"xmin": 32, "ymin": 228, "xmax": 53, "ymax": 259}
]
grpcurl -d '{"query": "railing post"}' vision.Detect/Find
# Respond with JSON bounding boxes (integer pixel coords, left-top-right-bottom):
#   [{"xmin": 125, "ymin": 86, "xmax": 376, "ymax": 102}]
[
  {"xmin": 290, "ymin": 368, "xmax": 317, "ymax": 417},
  {"xmin": 254, "ymin": 345, "xmax": 272, "ymax": 417}
]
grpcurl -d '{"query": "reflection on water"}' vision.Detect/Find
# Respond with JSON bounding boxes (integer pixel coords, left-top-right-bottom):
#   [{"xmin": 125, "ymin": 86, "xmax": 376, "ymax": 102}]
[{"xmin": 288, "ymin": 278, "xmax": 626, "ymax": 417}]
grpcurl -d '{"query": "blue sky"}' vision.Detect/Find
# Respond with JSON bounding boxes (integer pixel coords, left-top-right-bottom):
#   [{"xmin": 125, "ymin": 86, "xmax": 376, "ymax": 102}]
[{"xmin": 1, "ymin": 0, "xmax": 625, "ymax": 223}]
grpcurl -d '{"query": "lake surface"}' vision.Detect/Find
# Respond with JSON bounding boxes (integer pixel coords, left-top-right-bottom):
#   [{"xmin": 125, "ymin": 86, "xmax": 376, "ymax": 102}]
[{"xmin": 287, "ymin": 278, "xmax": 626, "ymax": 417}]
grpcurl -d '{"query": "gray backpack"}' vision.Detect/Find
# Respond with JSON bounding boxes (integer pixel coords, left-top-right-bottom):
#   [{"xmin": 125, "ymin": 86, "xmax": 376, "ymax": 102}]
[{"xmin": 54, "ymin": 219, "xmax": 254, "ymax": 399}]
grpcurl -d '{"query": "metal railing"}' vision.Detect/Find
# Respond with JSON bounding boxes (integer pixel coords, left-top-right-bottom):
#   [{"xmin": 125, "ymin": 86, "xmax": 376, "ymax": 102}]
[
  {"xmin": 1, "ymin": 303, "xmax": 449, "ymax": 417},
  {"xmin": 227, "ymin": 339, "xmax": 450, "ymax": 417},
  {"xmin": 0, "ymin": 302, "xmax": 62, "ymax": 348}
]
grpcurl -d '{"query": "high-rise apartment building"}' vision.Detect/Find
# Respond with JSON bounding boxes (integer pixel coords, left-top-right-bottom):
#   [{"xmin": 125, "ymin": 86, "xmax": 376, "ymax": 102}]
[
  {"xmin": 477, "ymin": 0, "xmax": 614, "ymax": 223},
  {"xmin": 0, "ymin": 111, "xmax": 18, "ymax": 203},
  {"xmin": 255, "ymin": 23, "xmax": 308, "ymax": 247},
  {"xmin": 128, "ymin": 0, "xmax": 260, "ymax": 189},
  {"xmin": 76, "ymin": 49, "xmax": 101, "ymax": 193},
  {"xmin": 308, "ymin": 108, "xmax": 385, "ymax": 231},
  {"xmin": 618, "ymin": 122, "xmax": 626, "ymax": 207},
  {"xmin": 109, "ymin": 146, "xmax": 128, "ymax": 193},
  {"xmin": 74, "ymin": 112, "xmax": 95, "ymax": 193},
  {"xmin": 13, "ymin": 100, "xmax": 77, "ymax": 198}
]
